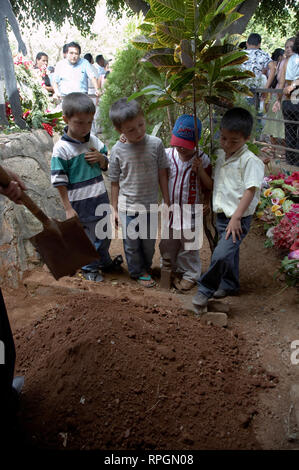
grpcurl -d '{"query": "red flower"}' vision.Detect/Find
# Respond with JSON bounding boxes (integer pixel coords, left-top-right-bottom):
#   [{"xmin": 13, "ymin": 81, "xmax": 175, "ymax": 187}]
[
  {"xmin": 273, "ymin": 216, "xmax": 298, "ymax": 250},
  {"xmin": 284, "ymin": 172, "xmax": 299, "ymax": 186},
  {"xmin": 5, "ymin": 102, "xmax": 12, "ymax": 118},
  {"xmin": 22, "ymin": 110, "xmax": 31, "ymax": 119},
  {"xmin": 41, "ymin": 123, "xmax": 53, "ymax": 136}
]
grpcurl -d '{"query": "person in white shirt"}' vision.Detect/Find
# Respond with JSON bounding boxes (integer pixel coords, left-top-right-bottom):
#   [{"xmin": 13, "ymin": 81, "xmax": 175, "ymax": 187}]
[
  {"xmin": 52, "ymin": 42, "xmax": 99, "ymax": 99},
  {"xmin": 192, "ymin": 108, "xmax": 264, "ymax": 308}
]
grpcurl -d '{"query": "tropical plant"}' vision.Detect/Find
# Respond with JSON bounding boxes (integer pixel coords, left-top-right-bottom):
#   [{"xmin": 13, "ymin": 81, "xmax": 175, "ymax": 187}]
[
  {"xmin": 98, "ymin": 44, "xmax": 174, "ymax": 148},
  {"xmin": 129, "ymin": 0, "xmax": 257, "ymax": 251},
  {"xmin": 130, "ymin": 0, "xmax": 255, "ymax": 161}
]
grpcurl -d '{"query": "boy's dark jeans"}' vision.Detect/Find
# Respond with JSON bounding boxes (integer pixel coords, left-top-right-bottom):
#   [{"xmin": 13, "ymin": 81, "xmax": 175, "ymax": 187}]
[{"xmin": 197, "ymin": 213, "xmax": 252, "ymax": 298}]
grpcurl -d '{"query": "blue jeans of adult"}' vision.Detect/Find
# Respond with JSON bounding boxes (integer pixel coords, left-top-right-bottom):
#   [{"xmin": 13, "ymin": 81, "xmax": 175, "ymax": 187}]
[
  {"xmin": 197, "ymin": 213, "xmax": 252, "ymax": 298},
  {"xmin": 118, "ymin": 211, "xmax": 157, "ymax": 279},
  {"xmin": 81, "ymin": 219, "xmax": 112, "ymax": 272}
]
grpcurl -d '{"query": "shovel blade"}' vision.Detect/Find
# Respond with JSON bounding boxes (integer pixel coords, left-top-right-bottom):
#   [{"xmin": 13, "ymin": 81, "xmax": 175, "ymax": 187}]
[{"xmin": 30, "ymin": 217, "xmax": 100, "ymax": 280}]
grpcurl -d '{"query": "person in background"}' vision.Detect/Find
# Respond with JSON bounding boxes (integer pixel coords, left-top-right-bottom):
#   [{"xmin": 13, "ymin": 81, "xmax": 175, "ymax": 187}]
[
  {"xmin": 52, "ymin": 42, "xmax": 99, "ymax": 100},
  {"xmin": 84, "ymin": 53, "xmax": 101, "ymax": 134},
  {"xmin": 34, "ymin": 52, "xmax": 54, "ymax": 95},
  {"xmin": 242, "ymin": 33, "xmax": 272, "ymax": 110},
  {"xmin": 95, "ymin": 54, "xmax": 106, "ymax": 76},
  {"xmin": 263, "ymin": 45, "xmax": 291, "ymax": 145},
  {"xmin": 272, "ymin": 35, "xmax": 298, "ymax": 165}
]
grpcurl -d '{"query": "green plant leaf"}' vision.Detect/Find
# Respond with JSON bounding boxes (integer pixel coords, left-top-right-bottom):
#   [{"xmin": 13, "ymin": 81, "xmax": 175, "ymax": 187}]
[
  {"xmin": 202, "ymin": 12, "xmax": 227, "ymax": 42},
  {"xmin": 168, "ymin": 69, "xmax": 195, "ymax": 92},
  {"xmin": 201, "ymin": 44, "xmax": 236, "ymax": 62},
  {"xmin": 138, "ymin": 23, "xmax": 155, "ymax": 33},
  {"xmin": 155, "ymin": 24, "xmax": 183, "ymax": 46},
  {"xmin": 184, "ymin": 0, "xmax": 199, "ymax": 32},
  {"xmin": 148, "ymin": 97, "xmax": 175, "ymax": 112},
  {"xmin": 216, "ymin": 0, "xmax": 243, "ymax": 15},
  {"xmin": 142, "ymin": 62, "xmax": 164, "ymax": 84},
  {"xmin": 141, "ymin": 48, "xmax": 182, "ymax": 71},
  {"xmin": 131, "ymin": 35, "xmax": 156, "ymax": 50},
  {"xmin": 129, "ymin": 85, "xmax": 165, "ymax": 100},
  {"xmin": 149, "ymin": 0, "xmax": 185, "ymax": 20},
  {"xmin": 220, "ymin": 50, "xmax": 249, "ymax": 67}
]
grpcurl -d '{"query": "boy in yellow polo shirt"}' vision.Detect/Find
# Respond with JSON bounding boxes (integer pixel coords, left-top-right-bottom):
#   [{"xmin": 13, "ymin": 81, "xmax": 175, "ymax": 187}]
[{"xmin": 193, "ymin": 107, "xmax": 264, "ymax": 308}]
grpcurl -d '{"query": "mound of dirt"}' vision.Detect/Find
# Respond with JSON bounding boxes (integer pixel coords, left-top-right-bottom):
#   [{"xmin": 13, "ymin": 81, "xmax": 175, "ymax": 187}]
[{"xmin": 14, "ymin": 292, "xmax": 278, "ymax": 450}]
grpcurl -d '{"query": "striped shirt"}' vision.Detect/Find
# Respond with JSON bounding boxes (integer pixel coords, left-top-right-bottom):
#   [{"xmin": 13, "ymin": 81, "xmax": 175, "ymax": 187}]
[
  {"xmin": 166, "ymin": 147, "xmax": 211, "ymax": 230},
  {"xmin": 51, "ymin": 130, "xmax": 109, "ymax": 223},
  {"xmin": 213, "ymin": 145, "xmax": 264, "ymax": 218},
  {"xmin": 108, "ymin": 134, "xmax": 169, "ymax": 213}
]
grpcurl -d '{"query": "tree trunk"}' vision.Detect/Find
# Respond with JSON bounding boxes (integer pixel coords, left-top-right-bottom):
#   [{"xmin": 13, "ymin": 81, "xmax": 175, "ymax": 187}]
[
  {"xmin": 125, "ymin": 0, "xmax": 150, "ymax": 16},
  {"xmin": 225, "ymin": 0, "xmax": 261, "ymax": 35}
]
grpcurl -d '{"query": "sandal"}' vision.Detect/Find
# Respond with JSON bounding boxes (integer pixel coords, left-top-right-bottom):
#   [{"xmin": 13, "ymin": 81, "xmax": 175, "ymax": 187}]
[
  {"xmin": 82, "ymin": 271, "xmax": 104, "ymax": 282},
  {"xmin": 137, "ymin": 275, "xmax": 156, "ymax": 288}
]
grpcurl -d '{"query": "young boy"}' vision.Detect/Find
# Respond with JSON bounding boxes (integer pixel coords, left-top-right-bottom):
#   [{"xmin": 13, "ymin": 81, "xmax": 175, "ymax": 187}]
[
  {"xmin": 159, "ymin": 114, "xmax": 212, "ymax": 292},
  {"xmin": 192, "ymin": 107, "xmax": 264, "ymax": 308},
  {"xmin": 108, "ymin": 97, "xmax": 170, "ymax": 287},
  {"xmin": 51, "ymin": 92, "xmax": 122, "ymax": 282}
]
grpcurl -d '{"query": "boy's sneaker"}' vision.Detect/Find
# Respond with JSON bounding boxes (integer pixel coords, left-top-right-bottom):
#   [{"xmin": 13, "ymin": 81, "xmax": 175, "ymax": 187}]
[
  {"xmin": 213, "ymin": 289, "xmax": 239, "ymax": 298},
  {"xmin": 101, "ymin": 255, "xmax": 123, "ymax": 273},
  {"xmin": 192, "ymin": 293, "xmax": 209, "ymax": 308},
  {"xmin": 213, "ymin": 289, "xmax": 227, "ymax": 299},
  {"xmin": 82, "ymin": 270, "xmax": 104, "ymax": 282}
]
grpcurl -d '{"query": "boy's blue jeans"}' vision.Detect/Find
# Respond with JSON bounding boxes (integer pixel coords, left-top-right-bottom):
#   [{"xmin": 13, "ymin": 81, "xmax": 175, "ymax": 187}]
[
  {"xmin": 81, "ymin": 219, "xmax": 112, "ymax": 272},
  {"xmin": 197, "ymin": 213, "xmax": 252, "ymax": 298},
  {"xmin": 118, "ymin": 211, "xmax": 157, "ymax": 279}
]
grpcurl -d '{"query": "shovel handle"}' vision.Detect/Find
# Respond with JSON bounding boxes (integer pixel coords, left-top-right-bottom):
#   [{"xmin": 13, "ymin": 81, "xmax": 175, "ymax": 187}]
[{"xmin": 0, "ymin": 165, "xmax": 50, "ymax": 226}]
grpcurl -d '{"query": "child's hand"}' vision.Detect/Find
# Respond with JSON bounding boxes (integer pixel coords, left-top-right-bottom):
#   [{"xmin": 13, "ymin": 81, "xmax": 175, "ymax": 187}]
[
  {"xmin": 225, "ymin": 216, "xmax": 242, "ymax": 243},
  {"xmin": 191, "ymin": 157, "xmax": 203, "ymax": 174},
  {"xmin": 85, "ymin": 147, "xmax": 107, "ymax": 168},
  {"xmin": 272, "ymin": 100, "xmax": 280, "ymax": 113},
  {"xmin": 119, "ymin": 134, "xmax": 127, "ymax": 144},
  {"xmin": 66, "ymin": 207, "xmax": 79, "ymax": 220},
  {"xmin": 0, "ymin": 171, "xmax": 27, "ymax": 204}
]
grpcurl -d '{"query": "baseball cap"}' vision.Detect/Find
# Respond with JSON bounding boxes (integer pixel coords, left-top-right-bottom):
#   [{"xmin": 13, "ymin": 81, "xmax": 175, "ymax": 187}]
[{"xmin": 170, "ymin": 114, "xmax": 202, "ymax": 149}]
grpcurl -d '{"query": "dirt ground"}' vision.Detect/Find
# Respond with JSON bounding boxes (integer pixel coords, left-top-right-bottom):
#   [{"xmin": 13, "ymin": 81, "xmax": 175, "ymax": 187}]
[{"xmin": 3, "ymin": 219, "xmax": 299, "ymax": 451}]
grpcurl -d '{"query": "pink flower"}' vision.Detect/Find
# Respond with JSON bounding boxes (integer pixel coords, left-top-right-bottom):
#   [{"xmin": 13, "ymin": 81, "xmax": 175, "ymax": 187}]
[
  {"xmin": 288, "ymin": 249, "xmax": 299, "ymax": 259},
  {"xmin": 271, "ymin": 198, "xmax": 280, "ymax": 205}
]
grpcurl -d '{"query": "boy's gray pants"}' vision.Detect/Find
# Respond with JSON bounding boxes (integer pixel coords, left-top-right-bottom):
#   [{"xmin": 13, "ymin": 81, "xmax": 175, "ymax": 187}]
[{"xmin": 159, "ymin": 230, "xmax": 201, "ymax": 282}]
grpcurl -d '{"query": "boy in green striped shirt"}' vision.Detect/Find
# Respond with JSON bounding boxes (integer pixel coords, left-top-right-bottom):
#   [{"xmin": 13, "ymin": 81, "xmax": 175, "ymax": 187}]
[{"xmin": 51, "ymin": 92, "xmax": 122, "ymax": 282}]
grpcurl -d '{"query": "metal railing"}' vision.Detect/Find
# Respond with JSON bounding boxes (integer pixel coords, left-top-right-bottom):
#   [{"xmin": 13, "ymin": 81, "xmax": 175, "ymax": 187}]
[{"xmin": 253, "ymin": 87, "xmax": 299, "ymax": 167}]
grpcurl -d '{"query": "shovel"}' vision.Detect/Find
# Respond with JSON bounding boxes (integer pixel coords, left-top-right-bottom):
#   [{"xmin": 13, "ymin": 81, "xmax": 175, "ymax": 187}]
[{"xmin": 0, "ymin": 166, "xmax": 99, "ymax": 280}]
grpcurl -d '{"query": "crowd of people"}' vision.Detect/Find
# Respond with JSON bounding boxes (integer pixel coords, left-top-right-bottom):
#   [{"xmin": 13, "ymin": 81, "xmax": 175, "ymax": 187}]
[
  {"xmin": 239, "ymin": 32, "xmax": 299, "ymax": 166},
  {"xmin": 0, "ymin": 31, "xmax": 298, "ymax": 445}
]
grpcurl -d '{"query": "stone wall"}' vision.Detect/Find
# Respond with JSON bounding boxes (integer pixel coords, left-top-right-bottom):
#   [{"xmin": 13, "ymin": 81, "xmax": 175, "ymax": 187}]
[{"xmin": 0, "ymin": 130, "xmax": 65, "ymax": 287}]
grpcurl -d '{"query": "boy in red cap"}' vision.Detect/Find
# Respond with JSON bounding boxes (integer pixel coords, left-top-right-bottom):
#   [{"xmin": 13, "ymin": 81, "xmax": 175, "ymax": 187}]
[{"xmin": 159, "ymin": 114, "xmax": 212, "ymax": 292}]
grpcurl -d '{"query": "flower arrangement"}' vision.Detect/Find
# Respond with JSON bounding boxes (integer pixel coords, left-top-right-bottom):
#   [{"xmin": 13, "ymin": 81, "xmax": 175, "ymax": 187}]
[
  {"xmin": 256, "ymin": 171, "xmax": 299, "ymax": 286},
  {"xmin": 2, "ymin": 55, "xmax": 63, "ymax": 136}
]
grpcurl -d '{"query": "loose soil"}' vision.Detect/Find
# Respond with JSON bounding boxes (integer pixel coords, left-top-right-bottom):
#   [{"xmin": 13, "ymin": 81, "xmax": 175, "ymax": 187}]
[{"xmin": 3, "ymin": 220, "xmax": 299, "ymax": 450}]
